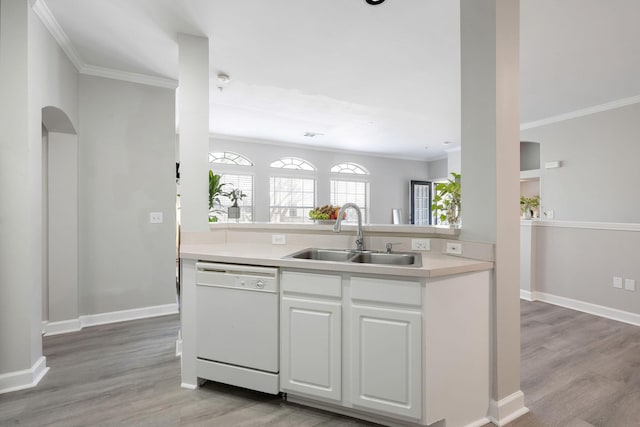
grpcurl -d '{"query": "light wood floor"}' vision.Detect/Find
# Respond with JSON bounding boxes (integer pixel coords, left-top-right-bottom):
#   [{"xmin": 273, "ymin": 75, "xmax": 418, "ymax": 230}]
[
  {"xmin": 1, "ymin": 301, "xmax": 639, "ymax": 426},
  {"xmin": 495, "ymin": 301, "xmax": 640, "ymax": 427}
]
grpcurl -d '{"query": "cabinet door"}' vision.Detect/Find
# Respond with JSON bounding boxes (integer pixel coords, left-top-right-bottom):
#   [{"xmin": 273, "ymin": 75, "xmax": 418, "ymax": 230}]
[
  {"xmin": 281, "ymin": 297, "xmax": 342, "ymax": 401},
  {"xmin": 351, "ymin": 305, "xmax": 422, "ymax": 419}
]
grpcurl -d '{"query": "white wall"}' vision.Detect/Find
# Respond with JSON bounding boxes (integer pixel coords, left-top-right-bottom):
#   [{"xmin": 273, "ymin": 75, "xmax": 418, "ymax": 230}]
[
  {"xmin": 519, "ymin": 180, "xmax": 539, "ymax": 199},
  {"xmin": 209, "ymin": 137, "xmax": 431, "ymax": 224},
  {"xmin": 78, "ymin": 75, "xmax": 176, "ymax": 315},
  {"xmin": 521, "ymin": 103, "xmax": 640, "ymax": 223}
]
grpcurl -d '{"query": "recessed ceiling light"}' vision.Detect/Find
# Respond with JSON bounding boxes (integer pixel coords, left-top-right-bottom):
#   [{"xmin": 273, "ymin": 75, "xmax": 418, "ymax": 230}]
[{"xmin": 442, "ymin": 141, "xmax": 452, "ymax": 145}]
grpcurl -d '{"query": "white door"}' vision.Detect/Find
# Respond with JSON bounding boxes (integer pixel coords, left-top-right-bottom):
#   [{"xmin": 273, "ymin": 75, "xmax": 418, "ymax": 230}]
[
  {"xmin": 281, "ymin": 297, "xmax": 342, "ymax": 401},
  {"xmin": 351, "ymin": 305, "xmax": 422, "ymax": 419}
]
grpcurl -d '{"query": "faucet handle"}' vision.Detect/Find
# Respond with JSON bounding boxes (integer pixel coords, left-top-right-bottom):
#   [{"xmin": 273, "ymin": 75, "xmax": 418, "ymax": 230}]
[{"xmin": 385, "ymin": 242, "xmax": 401, "ymax": 253}]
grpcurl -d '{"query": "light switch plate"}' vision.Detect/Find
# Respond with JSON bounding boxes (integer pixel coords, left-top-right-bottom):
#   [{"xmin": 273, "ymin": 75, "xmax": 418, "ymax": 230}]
[
  {"xmin": 544, "ymin": 210, "xmax": 555, "ymax": 219},
  {"xmin": 624, "ymin": 278, "xmax": 636, "ymax": 291},
  {"xmin": 446, "ymin": 242, "xmax": 462, "ymax": 255},
  {"xmin": 150, "ymin": 212, "xmax": 163, "ymax": 224},
  {"xmin": 613, "ymin": 276, "xmax": 623, "ymax": 289},
  {"xmin": 411, "ymin": 239, "xmax": 430, "ymax": 251},
  {"xmin": 272, "ymin": 234, "xmax": 286, "ymax": 245}
]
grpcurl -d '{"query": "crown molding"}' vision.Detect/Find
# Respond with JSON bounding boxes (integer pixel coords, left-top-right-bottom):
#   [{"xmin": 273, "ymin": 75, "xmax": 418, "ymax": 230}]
[
  {"xmin": 31, "ymin": 0, "xmax": 83, "ymax": 71},
  {"xmin": 31, "ymin": 0, "xmax": 177, "ymax": 90},
  {"xmin": 81, "ymin": 64, "xmax": 178, "ymax": 89},
  {"xmin": 209, "ymin": 133, "xmax": 436, "ymax": 162},
  {"xmin": 521, "ymin": 94, "xmax": 640, "ymax": 130}
]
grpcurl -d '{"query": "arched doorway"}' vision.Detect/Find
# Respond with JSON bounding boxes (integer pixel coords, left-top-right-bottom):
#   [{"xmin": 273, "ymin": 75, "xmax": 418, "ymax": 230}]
[{"xmin": 41, "ymin": 106, "xmax": 80, "ymax": 334}]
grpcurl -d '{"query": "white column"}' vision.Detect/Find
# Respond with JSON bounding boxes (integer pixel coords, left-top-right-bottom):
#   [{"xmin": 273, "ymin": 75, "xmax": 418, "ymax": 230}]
[
  {"xmin": 460, "ymin": 0, "xmax": 527, "ymax": 424},
  {"xmin": 0, "ymin": 0, "xmax": 47, "ymax": 391},
  {"xmin": 178, "ymin": 34, "xmax": 210, "ymax": 232}
]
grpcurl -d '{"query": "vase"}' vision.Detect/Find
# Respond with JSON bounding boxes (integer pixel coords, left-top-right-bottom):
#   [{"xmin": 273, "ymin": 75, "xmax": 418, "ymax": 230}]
[{"xmin": 228, "ymin": 206, "xmax": 241, "ymax": 221}]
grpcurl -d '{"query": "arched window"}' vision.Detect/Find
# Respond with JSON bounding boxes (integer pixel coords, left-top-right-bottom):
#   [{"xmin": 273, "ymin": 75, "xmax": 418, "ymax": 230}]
[
  {"xmin": 330, "ymin": 163, "xmax": 369, "ymax": 223},
  {"xmin": 209, "ymin": 151, "xmax": 253, "ymax": 166},
  {"xmin": 269, "ymin": 157, "xmax": 316, "ymax": 222},
  {"xmin": 270, "ymin": 157, "xmax": 316, "ymax": 171},
  {"xmin": 330, "ymin": 162, "xmax": 369, "ymax": 175}
]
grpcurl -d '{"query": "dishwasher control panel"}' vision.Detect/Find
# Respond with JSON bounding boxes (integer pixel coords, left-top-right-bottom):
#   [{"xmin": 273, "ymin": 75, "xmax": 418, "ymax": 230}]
[{"xmin": 196, "ymin": 262, "xmax": 279, "ymax": 292}]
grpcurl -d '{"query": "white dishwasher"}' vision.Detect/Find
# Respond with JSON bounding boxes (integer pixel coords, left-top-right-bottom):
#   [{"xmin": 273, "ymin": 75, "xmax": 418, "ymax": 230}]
[{"xmin": 195, "ymin": 262, "xmax": 279, "ymax": 394}]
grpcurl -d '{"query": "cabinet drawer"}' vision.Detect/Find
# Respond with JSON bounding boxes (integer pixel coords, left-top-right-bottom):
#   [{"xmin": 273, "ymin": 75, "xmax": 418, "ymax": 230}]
[
  {"xmin": 281, "ymin": 270, "xmax": 342, "ymax": 298},
  {"xmin": 351, "ymin": 276, "xmax": 422, "ymax": 307}
]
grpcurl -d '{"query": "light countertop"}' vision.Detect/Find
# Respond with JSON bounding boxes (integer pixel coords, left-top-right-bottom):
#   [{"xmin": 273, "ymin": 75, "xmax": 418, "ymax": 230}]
[{"xmin": 180, "ymin": 243, "xmax": 493, "ymax": 278}]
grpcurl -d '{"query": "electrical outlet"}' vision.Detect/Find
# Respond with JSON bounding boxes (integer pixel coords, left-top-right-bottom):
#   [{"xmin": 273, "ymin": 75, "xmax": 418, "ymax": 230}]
[
  {"xmin": 149, "ymin": 212, "xmax": 163, "ymax": 224},
  {"xmin": 544, "ymin": 210, "xmax": 554, "ymax": 219},
  {"xmin": 624, "ymin": 279, "xmax": 636, "ymax": 291},
  {"xmin": 446, "ymin": 242, "xmax": 462, "ymax": 255},
  {"xmin": 272, "ymin": 234, "xmax": 286, "ymax": 245},
  {"xmin": 613, "ymin": 276, "xmax": 623, "ymax": 289},
  {"xmin": 411, "ymin": 239, "xmax": 430, "ymax": 251}
]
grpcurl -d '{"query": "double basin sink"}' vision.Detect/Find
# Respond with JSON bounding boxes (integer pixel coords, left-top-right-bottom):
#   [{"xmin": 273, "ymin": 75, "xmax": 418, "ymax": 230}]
[{"xmin": 285, "ymin": 248, "xmax": 422, "ymax": 268}]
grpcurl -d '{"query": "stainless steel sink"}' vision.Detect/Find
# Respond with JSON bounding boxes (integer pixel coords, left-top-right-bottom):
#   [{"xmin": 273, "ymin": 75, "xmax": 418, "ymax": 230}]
[
  {"xmin": 288, "ymin": 248, "xmax": 356, "ymax": 262},
  {"xmin": 350, "ymin": 252, "xmax": 422, "ymax": 267},
  {"xmin": 285, "ymin": 248, "xmax": 422, "ymax": 267}
]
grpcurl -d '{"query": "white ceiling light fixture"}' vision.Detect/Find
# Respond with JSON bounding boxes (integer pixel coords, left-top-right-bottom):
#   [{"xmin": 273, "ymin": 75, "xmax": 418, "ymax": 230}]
[{"xmin": 216, "ymin": 72, "xmax": 231, "ymax": 92}]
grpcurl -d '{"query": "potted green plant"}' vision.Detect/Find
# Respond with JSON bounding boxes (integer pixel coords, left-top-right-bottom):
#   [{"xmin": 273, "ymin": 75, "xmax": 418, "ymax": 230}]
[
  {"xmin": 520, "ymin": 195, "xmax": 540, "ymax": 219},
  {"xmin": 226, "ymin": 188, "xmax": 246, "ymax": 221},
  {"xmin": 209, "ymin": 170, "xmax": 229, "ymax": 223},
  {"xmin": 432, "ymin": 172, "xmax": 461, "ymax": 226}
]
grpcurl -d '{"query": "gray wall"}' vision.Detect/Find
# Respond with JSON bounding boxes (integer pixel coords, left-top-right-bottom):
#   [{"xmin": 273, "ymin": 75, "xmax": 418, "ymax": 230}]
[
  {"xmin": 521, "ymin": 103, "xmax": 640, "ymax": 223},
  {"xmin": 521, "ymin": 104, "xmax": 640, "ymax": 320},
  {"xmin": 79, "ymin": 75, "xmax": 176, "ymax": 315},
  {"xmin": 520, "ymin": 141, "xmax": 540, "ymax": 171},
  {"xmin": 534, "ymin": 225, "xmax": 640, "ymax": 315},
  {"xmin": 48, "ymin": 131, "xmax": 79, "ymax": 322},
  {"xmin": 1, "ymin": 1, "xmax": 80, "ymax": 379},
  {"xmin": 427, "ymin": 158, "xmax": 448, "ymax": 180},
  {"xmin": 209, "ymin": 137, "xmax": 431, "ymax": 224}
]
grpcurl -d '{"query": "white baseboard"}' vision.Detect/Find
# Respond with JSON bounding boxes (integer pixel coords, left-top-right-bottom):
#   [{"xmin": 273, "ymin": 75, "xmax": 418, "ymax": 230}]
[
  {"xmin": 181, "ymin": 382, "xmax": 197, "ymax": 390},
  {"xmin": 464, "ymin": 418, "xmax": 491, "ymax": 427},
  {"xmin": 533, "ymin": 292, "xmax": 640, "ymax": 327},
  {"xmin": 176, "ymin": 338, "xmax": 182, "ymax": 357},
  {"xmin": 488, "ymin": 391, "xmax": 529, "ymax": 426},
  {"xmin": 519, "ymin": 289, "xmax": 534, "ymax": 301},
  {"xmin": 80, "ymin": 303, "xmax": 178, "ymax": 328},
  {"xmin": 44, "ymin": 318, "xmax": 82, "ymax": 336},
  {"xmin": 0, "ymin": 356, "xmax": 49, "ymax": 394},
  {"xmin": 40, "ymin": 304, "xmax": 179, "ymax": 336}
]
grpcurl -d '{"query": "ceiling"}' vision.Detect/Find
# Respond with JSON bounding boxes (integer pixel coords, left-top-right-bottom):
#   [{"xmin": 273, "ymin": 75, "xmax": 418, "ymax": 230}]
[{"xmin": 43, "ymin": 0, "xmax": 640, "ymax": 161}]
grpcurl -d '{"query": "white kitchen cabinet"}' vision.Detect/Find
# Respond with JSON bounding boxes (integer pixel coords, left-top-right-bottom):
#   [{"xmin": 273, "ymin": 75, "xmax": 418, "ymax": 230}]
[
  {"xmin": 350, "ymin": 305, "xmax": 422, "ymax": 419},
  {"xmin": 280, "ymin": 273, "xmax": 342, "ymax": 401}
]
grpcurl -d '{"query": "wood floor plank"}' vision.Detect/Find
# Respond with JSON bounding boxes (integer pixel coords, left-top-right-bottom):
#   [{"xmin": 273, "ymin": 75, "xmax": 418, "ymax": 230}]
[{"xmin": 3, "ymin": 301, "xmax": 640, "ymax": 426}]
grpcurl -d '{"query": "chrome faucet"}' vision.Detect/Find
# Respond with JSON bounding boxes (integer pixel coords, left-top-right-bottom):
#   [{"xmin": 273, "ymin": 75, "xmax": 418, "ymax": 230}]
[{"xmin": 333, "ymin": 203, "xmax": 364, "ymax": 252}]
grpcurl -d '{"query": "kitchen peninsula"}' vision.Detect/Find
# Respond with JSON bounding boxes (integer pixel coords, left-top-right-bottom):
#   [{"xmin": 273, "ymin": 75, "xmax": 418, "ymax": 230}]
[{"xmin": 180, "ymin": 223, "xmax": 494, "ymax": 427}]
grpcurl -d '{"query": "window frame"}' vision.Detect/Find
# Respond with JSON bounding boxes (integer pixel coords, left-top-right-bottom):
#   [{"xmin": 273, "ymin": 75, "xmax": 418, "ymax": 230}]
[
  {"xmin": 217, "ymin": 172, "xmax": 256, "ymax": 223},
  {"xmin": 269, "ymin": 174, "xmax": 317, "ymax": 223},
  {"xmin": 329, "ymin": 175, "xmax": 370, "ymax": 224}
]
